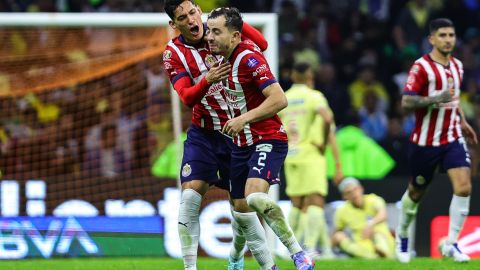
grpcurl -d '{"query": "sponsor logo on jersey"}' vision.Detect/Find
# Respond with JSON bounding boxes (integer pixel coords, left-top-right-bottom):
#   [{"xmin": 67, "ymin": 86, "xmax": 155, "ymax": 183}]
[
  {"xmin": 163, "ymin": 61, "xmax": 173, "ymax": 70},
  {"xmin": 256, "ymin": 143, "xmax": 273, "ymax": 152},
  {"xmin": 163, "ymin": 50, "xmax": 172, "ymax": 61},
  {"xmin": 246, "ymin": 57, "xmax": 259, "ymax": 68},
  {"xmin": 411, "ymin": 64, "xmax": 420, "ymax": 74},
  {"xmin": 252, "ymin": 64, "xmax": 268, "ymax": 76},
  {"xmin": 205, "ymin": 83, "xmax": 223, "ymax": 96},
  {"xmin": 181, "ymin": 163, "xmax": 192, "ymax": 177}
]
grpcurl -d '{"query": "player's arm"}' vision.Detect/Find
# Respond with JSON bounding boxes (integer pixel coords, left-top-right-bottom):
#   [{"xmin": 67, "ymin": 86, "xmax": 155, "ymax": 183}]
[
  {"xmin": 312, "ymin": 107, "xmax": 332, "ymax": 154},
  {"xmin": 241, "ymin": 22, "xmax": 268, "ymax": 51},
  {"xmin": 328, "ymin": 127, "xmax": 343, "ymax": 186},
  {"xmin": 401, "ymin": 90, "xmax": 453, "ymax": 113},
  {"xmin": 165, "ymin": 53, "xmax": 230, "ymax": 107},
  {"xmin": 362, "ymin": 196, "xmax": 387, "ymax": 239},
  {"xmin": 458, "ymin": 107, "xmax": 478, "ymax": 144},
  {"xmin": 222, "ymin": 83, "xmax": 287, "ymax": 136}
]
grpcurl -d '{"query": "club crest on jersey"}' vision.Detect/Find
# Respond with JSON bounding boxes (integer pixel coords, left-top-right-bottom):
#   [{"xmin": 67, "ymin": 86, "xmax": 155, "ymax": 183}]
[
  {"xmin": 204, "ymin": 54, "xmax": 216, "ymax": 69},
  {"xmin": 410, "ymin": 64, "xmax": 420, "ymax": 74},
  {"xmin": 163, "ymin": 50, "xmax": 172, "ymax": 61},
  {"xmin": 246, "ymin": 57, "xmax": 259, "ymax": 68},
  {"xmin": 447, "ymin": 77, "xmax": 454, "ymax": 89},
  {"xmin": 182, "ymin": 163, "xmax": 192, "ymax": 177}
]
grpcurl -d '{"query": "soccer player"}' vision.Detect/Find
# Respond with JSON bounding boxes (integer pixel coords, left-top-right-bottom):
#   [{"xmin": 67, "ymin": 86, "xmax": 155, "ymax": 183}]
[
  {"xmin": 332, "ymin": 177, "xmax": 394, "ymax": 259},
  {"xmin": 206, "ymin": 8, "xmax": 315, "ymax": 270},
  {"xmin": 279, "ymin": 62, "xmax": 343, "ymax": 258},
  {"xmin": 163, "ymin": 1, "xmax": 274, "ymax": 269},
  {"xmin": 396, "ymin": 18, "xmax": 478, "ymax": 263}
]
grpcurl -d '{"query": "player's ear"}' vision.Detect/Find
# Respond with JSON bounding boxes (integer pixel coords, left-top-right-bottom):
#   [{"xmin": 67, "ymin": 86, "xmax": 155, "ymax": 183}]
[
  {"xmin": 232, "ymin": 31, "xmax": 241, "ymax": 42},
  {"xmin": 168, "ymin": 20, "xmax": 177, "ymax": 30}
]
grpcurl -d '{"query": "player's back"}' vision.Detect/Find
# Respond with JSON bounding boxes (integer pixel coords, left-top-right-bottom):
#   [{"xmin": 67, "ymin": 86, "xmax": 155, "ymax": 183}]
[
  {"xmin": 281, "ymin": 84, "xmax": 330, "ymax": 161},
  {"xmin": 163, "ymin": 36, "xmax": 231, "ymax": 131}
]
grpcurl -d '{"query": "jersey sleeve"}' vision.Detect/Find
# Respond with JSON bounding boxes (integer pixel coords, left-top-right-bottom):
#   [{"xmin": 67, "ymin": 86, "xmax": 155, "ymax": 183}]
[
  {"xmin": 163, "ymin": 46, "xmax": 210, "ymax": 107},
  {"xmin": 242, "ymin": 51, "xmax": 277, "ymax": 92},
  {"xmin": 241, "ymin": 22, "xmax": 268, "ymax": 51},
  {"xmin": 368, "ymin": 194, "xmax": 386, "ymax": 212},
  {"xmin": 403, "ymin": 63, "xmax": 428, "ymax": 96}
]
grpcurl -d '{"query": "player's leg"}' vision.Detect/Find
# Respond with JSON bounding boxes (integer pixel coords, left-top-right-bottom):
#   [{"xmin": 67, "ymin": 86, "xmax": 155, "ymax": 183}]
[
  {"xmin": 288, "ymin": 196, "xmax": 306, "ymax": 243},
  {"xmin": 332, "ymin": 231, "xmax": 377, "ymax": 259},
  {"xmin": 440, "ymin": 140, "xmax": 472, "ymax": 262},
  {"xmin": 229, "ymin": 144, "xmax": 276, "ymax": 270},
  {"xmin": 284, "ymin": 163, "xmax": 306, "ymax": 242},
  {"xmin": 178, "ymin": 126, "xmax": 223, "ymax": 270},
  {"xmin": 304, "ymin": 193, "xmax": 333, "ymax": 258},
  {"xmin": 243, "ymin": 141, "xmax": 314, "ymax": 270},
  {"xmin": 396, "ymin": 142, "xmax": 437, "ymax": 263},
  {"xmin": 373, "ymin": 230, "xmax": 395, "ymax": 259}
]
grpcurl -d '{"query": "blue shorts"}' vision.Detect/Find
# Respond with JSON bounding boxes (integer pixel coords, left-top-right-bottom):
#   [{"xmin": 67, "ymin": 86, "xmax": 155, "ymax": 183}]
[
  {"xmin": 408, "ymin": 139, "xmax": 471, "ymax": 188},
  {"xmin": 230, "ymin": 140, "xmax": 288, "ymax": 199},
  {"xmin": 180, "ymin": 124, "xmax": 233, "ymax": 190}
]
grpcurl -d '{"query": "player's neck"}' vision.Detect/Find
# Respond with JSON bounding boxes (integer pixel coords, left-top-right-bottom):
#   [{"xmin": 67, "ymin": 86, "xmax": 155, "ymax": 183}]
[
  {"xmin": 224, "ymin": 41, "xmax": 241, "ymax": 60},
  {"xmin": 429, "ymin": 49, "xmax": 450, "ymax": 66}
]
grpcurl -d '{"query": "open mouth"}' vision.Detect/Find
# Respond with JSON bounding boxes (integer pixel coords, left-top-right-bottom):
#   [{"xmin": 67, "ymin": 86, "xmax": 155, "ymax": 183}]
[{"xmin": 190, "ymin": 25, "xmax": 199, "ymax": 36}]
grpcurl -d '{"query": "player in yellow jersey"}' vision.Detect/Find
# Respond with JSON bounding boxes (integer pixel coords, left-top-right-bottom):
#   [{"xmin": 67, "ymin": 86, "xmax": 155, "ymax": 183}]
[
  {"xmin": 332, "ymin": 177, "xmax": 394, "ymax": 259},
  {"xmin": 279, "ymin": 62, "xmax": 343, "ymax": 258}
]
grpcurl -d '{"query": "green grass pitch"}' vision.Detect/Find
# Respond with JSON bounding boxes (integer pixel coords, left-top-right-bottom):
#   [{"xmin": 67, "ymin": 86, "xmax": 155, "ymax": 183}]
[{"xmin": 1, "ymin": 257, "xmax": 479, "ymax": 270}]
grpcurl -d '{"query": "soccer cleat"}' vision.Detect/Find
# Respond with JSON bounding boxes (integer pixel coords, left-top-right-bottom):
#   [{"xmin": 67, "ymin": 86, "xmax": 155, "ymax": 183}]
[
  {"xmin": 291, "ymin": 251, "xmax": 315, "ymax": 270},
  {"xmin": 270, "ymin": 265, "xmax": 279, "ymax": 270},
  {"xmin": 439, "ymin": 240, "xmax": 470, "ymax": 263},
  {"xmin": 395, "ymin": 234, "xmax": 410, "ymax": 263},
  {"xmin": 227, "ymin": 256, "xmax": 244, "ymax": 270}
]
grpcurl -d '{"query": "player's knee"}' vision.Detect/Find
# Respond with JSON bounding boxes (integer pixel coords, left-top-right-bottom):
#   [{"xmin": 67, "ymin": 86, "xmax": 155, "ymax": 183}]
[
  {"xmin": 246, "ymin": 192, "xmax": 281, "ymax": 218},
  {"xmin": 182, "ymin": 180, "xmax": 208, "ymax": 195},
  {"xmin": 233, "ymin": 198, "xmax": 251, "ymax": 212},
  {"xmin": 454, "ymin": 182, "xmax": 471, "ymax": 197},
  {"xmin": 407, "ymin": 187, "xmax": 424, "ymax": 202}
]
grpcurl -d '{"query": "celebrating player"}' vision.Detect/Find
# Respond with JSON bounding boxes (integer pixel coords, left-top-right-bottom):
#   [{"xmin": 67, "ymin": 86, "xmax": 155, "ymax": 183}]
[
  {"xmin": 396, "ymin": 18, "xmax": 478, "ymax": 263},
  {"xmin": 206, "ymin": 7, "xmax": 315, "ymax": 270},
  {"xmin": 163, "ymin": 1, "xmax": 273, "ymax": 269}
]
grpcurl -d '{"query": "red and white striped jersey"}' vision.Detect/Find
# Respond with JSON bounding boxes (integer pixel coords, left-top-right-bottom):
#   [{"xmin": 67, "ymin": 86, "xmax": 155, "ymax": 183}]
[
  {"xmin": 224, "ymin": 40, "xmax": 288, "ymax": 147},
  {"xmin": 164, "ymin": 36, "xmax": 231, "ymax": 131},
  {"xmin": 404, "ymin": 54, "xmax": 464, "ymax": 146}
]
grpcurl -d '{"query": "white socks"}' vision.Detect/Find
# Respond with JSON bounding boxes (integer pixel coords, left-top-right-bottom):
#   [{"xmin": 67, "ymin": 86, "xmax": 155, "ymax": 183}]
[
  {"xmin": 232, "ymin": 211, "xmax": 275, "ymax": 270},
  {"xmin": 397, "ymin": 191, "xmax": 418, "ymax": 238},
  {"xmin": 229, "ymin": 208, "xmax": 246, "ymax": 260},
  {"xmin": 304, "ymin": 205, "xmax": 331, "ymax": 253},
  {"xmin": 178, "ymin": 189, "xmax": 202, "ymax": 270},
  {"xmin": 246, "ymin": 192, "xmax": 302, "ymax": 255},
  {"xmin": 447, "ymin": 195, "xmax": 470, "ymax": 244}
]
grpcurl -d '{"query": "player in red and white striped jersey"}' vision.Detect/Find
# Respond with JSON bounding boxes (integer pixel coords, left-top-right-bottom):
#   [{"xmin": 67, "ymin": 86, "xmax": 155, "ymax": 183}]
[
  {"xmin": 207, "ymin": 8, "xmax": 314, "ymax": 270},
  {"xmin": 396, "ymin": 18, "xmax": 478, "ymax": 264},
  {"xmin": 163, "ymin": 1, "xmax": 274, "ymax": 270}
]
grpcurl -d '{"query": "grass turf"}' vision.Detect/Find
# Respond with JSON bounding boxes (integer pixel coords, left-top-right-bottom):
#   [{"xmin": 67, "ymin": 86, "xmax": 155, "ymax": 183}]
[{"xmin": 1, "ymin": 257, "xmax": 479, "ymax": 270}]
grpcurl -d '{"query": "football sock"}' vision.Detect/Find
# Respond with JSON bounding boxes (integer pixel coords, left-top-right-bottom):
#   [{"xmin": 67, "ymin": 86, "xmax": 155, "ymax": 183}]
[
  {"xmin": 447, "ymin": 195, "xmax": 470, "ymax": 244},
  {"xmin": 288, "ymin": 206, "xmax": 304, "ymax": 241},
  {"xmin": 178, "ymin": 189, "xmax": 201, "ymax": 270},
  {"xmin": 229, "ymin": 208, "xmax": 246, "ymax": 260},
  {"xmin": 232, "ymin": 210, "xmax": 275, "ymax": 270},
  {"xmin": 397, "ymin": 191, "xmax": 418, "ymax": 238},
  {"xmin": 304, "ymin": 206, "xmax": 328, "ymax": 252},
  {"xmin": 246, "ymin": 192, "xmax": 302, "ymax": 255}
]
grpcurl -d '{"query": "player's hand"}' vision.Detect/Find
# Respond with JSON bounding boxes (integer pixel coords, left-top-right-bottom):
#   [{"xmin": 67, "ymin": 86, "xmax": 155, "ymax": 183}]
[
  {"xmin": 222, "ymin": 116, "xmax": 247, "ymax": 137},
  {"xmin": 362, "ymin": 224, "xmax": 374, "ymax": 240},
  {"xmin": 433, "ymin": 89, "xmax": 453, "ymax": 104},
  {"xmin": 205, "ymin": 61, "xmax": 231, "ymax": 84},
  {"xmin": 462, "ymin": 121, "xmax": 478, "ymax": 145}
]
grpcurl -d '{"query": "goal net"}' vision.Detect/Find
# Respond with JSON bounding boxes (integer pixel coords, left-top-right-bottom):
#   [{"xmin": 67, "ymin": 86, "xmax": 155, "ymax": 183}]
[{"xmin": 0, "ymin": 13, "xmax": 277, "ymax": 259}]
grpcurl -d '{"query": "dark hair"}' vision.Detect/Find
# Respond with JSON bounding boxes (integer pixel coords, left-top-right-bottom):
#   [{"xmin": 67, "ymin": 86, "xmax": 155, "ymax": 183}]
[
  {"xmin": 207, "ymin": 7, "xmax": 243, "ymax": 32},
  {"xmin": 293, "ymin": 62, "xmax": 311, "ymax": 74},
  {"xmin": 164, "ymin": 0, "xmax": 196, "ymax": 20},
  {"xmin": 429, "ymin": 18, "xmax": 454, "ymax": 34}
]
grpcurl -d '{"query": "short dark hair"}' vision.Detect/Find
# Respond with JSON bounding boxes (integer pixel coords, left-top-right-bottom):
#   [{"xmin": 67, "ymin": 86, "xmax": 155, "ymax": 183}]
[
  {"xmin": 293, "ymin": 62, "xmax": 311, "ymax": 74},
  {"xmin": 164, "ymin": 0, "xmax": 196, "ymax": 20},
  {"xmin": 207, "ymin": 7, "xmax": 243, "ymax": 32},
  {"xmin": 429, "ymin": 18, "xmax": 454, "ymax": 34}
]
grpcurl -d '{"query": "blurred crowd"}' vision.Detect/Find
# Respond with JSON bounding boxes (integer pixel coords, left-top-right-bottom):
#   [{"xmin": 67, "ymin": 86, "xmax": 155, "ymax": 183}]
[{"xmin": 0, "ymin": 0, "xmax": 480, "ymax": 177}]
